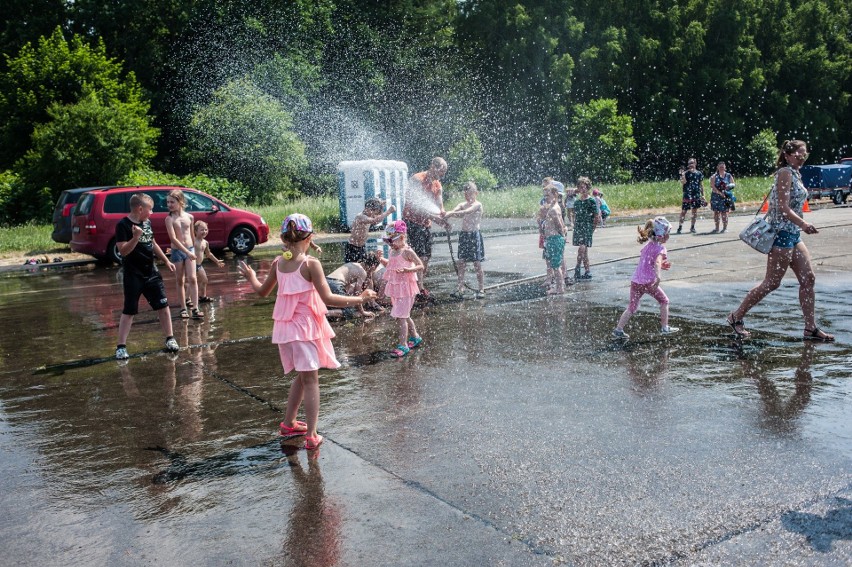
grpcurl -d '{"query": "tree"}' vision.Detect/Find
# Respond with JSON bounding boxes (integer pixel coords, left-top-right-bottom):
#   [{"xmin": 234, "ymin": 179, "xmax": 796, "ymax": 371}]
[
  {"xmin": 185, "ymin": 78, "xmax": 308, "ymax": 202},
  {"xmin": 564, "ymin": 98, "xmax": 636, "ymax": 183},
  {"xmin": 447, "ymin": 131, "xmax": 498, "ymax": 190},
  {"xmin": 18, "ymin": 92, "xmax": 158, "ymax": 212},
  {"xmin": 0, "ymin": 27, "xmax": 152, "ymax": 170}
]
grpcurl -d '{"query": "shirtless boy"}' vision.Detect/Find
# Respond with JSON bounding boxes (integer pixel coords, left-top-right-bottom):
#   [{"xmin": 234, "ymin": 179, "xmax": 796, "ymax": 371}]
[
  {"xmin": 325, "ymin": 256, "xmax": 381, "ymax": 319},
  {"xmin": 443, "ymin": 181, "xmax": 486, "ymax": 299},
  {"xmin": 345, "ymin": 198, "xmax": 395, "ymax": 263},
  {"xmin": 165, "ymin": 189, "xmax": 202, "ymax": 319},
  {"xmin": 542, "ymin": 185, "xmax": 568, "ymax": 295}
]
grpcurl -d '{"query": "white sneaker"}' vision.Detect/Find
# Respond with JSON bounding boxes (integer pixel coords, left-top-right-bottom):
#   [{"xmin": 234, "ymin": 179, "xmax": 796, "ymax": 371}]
[
  {"xmin": 612, "ymin": 328, "xmax": 629, "ymax": 340},
  {"xmin": 165, "ymin": 338, "xmax": 180, "ymax": 352},
  {"xmin": 661, "ymin": 326, "xmax": 680, "ymax": 335},
  {"xmin": 115, "ymin": 346, "xmax": 130, "ymax": 360}
]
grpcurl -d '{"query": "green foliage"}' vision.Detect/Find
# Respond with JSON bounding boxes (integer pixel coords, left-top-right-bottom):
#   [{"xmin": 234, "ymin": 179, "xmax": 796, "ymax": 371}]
[
  {"xmin": 745, "ymin": 129, "xmax": 779, "ymax": 175},
  {"xmin": 456, "ymin": 165, "xmax": 499, "ymax": 192},
  {"xmin": 1, "ymin": 1, "xmax": 850, "ymax": 189},
  {"xmin": 448, "ymin": 132, "xmax": 485, "ymax": 179},
  {"xmin": 15, "ymin": 92, "xmax": 158, "ymax": 221},
  {"xmin": 251, "ymin": 194, "xmax": 340, "ymax": 233},
  {"xmin": 118, "ymin": 168, "xmax": 250, "ymax": 205},
  {"xmin": 185, "ymin": 78, "xmax": 308, "ymax": 203},
  {"xmin": 0, "ymin": 27, "xmax": 151, "ymax": 170},
  {"xmin": 564, "ymin": 98, "xmax": 637, "ymax": 183},
  {"xmin": 0, "ymin": 169, "xmax": 52, "ymax": 227},
  {"xmin": 0, "ymin": 222, "xmax": 56, "ymax": 255},
  {"xmin": 446, "ymin": 131, "xmax": 498, "ymax": 190}
]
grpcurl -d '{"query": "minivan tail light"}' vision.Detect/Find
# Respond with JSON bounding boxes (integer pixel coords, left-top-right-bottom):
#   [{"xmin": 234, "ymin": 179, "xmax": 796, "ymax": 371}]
[
  {"xmin": 85, "ymin": 223, "xmax": 97, "ymax": 235},
  {"xmin": 62, "ymin": 203, "xmax": 74, "ymax": 217}
]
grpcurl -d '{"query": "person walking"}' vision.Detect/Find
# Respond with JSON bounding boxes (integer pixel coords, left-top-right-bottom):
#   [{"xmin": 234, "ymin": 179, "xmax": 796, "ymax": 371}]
[{"xmin": 727, "ymin": 140, "xmax": 834, "ymax": 342}]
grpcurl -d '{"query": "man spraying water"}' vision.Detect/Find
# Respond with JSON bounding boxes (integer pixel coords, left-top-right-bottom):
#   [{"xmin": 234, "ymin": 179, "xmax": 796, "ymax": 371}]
[{"xmin": 403, "ymin": 157, "xmax": 450, "ymax": 300}]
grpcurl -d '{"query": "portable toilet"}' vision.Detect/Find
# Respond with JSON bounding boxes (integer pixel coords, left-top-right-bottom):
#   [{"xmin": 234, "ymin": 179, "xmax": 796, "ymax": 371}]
[{"xmin": 337, "ymin": 160, "xmax": 408, "ymax": 229}]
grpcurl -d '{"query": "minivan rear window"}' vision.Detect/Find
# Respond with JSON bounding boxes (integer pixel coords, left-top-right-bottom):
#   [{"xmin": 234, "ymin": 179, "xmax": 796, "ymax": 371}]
[
  {"xmin": 104, "ymin": 193, "xmax": 130, "ymax": 214},
  {"xmin": 75, "ymin": 193, "xmax": 94, "ymax": 215}
]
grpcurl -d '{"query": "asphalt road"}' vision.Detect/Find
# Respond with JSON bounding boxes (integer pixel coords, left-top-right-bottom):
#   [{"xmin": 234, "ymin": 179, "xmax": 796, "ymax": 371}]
[{"xmin": 0, "ymin": 205, "xmax": 850, "ymax": 565}]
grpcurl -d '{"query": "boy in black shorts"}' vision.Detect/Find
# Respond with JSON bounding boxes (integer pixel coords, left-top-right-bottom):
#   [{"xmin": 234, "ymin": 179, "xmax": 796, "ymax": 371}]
[
  {"xmin": 115, "ymin": 193, "xmax": 179, "ymax": 360},
  {"xmin": 443, "ymin": 182, "xmax": 486, "ymax": 299}
]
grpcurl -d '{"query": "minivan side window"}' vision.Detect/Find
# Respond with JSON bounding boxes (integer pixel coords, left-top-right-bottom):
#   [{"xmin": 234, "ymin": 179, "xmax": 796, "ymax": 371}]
[
  {"xmin": 76, "ymin": 193, "xmax": 94, "ymax": 215},
  {"xmin": 150, "ymin": 191, "xmax": 169, "ymax": 213},
  {"xmin": 185, "ymin": 192, "xmax": 214, "ymax": 212},
  {"xmin": 104, "ymin": 193, "xmax": 130, "ymax": 213}
]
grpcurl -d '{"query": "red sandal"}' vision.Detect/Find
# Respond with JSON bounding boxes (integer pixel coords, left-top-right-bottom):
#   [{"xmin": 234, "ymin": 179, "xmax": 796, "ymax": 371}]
[
  {"xmin": 279, "ymin": 420, "xmax": 308, "ymax": 438},
  {"xmin": 304, "ymin": 434, "xmax": 324, "ymax": 450}
]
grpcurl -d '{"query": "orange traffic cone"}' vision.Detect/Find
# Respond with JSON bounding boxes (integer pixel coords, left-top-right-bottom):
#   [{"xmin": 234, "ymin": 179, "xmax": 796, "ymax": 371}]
[
  {"xmin": 760, "ymin": 196, "xmax": 769, "ymax": 213},
  {"xmin": 802, "ymin": 199, "xmax": 811, "ymax": 212}
]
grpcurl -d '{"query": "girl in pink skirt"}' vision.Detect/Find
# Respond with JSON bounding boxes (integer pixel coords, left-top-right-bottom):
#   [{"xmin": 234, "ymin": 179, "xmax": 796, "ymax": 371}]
[
  {"xmin": 382, "ymin": 221, "xmax": 424, "ymax": 357},
  {"xmin": 238, "ymin": 214, "xmax": 375, "ymax": 450}
]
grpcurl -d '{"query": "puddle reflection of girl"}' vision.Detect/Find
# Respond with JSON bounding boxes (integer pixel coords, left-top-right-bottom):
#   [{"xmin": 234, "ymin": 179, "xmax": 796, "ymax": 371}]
[{"xmin": 281, "ymin": 450, "xmax": 341, "ymax": 566}]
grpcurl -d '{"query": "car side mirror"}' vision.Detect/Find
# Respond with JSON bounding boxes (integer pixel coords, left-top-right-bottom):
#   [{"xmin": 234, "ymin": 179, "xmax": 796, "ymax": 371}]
[{"xmin": 210, "ymin": 204, "xmax": 219, "ymax": 213}]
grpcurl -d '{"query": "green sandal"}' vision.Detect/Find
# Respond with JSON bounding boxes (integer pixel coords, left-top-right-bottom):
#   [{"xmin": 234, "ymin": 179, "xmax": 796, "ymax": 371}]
[{"xmin": 391, "ymin": 344, "xmax": 410, "ymax": 358}]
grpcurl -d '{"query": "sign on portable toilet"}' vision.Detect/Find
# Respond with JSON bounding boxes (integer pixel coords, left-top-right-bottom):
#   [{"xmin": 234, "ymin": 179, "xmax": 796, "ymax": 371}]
[{"xmin": 337, "ymin": 160, "xmax": 408, "ymax": 229}]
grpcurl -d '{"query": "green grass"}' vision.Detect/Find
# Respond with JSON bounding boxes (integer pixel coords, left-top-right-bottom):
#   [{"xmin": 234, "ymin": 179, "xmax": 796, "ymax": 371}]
[
  {"xmin": 0, "ymin": 177, "xmax": 777, "ymax": 255},
  {"xmin": 445, "ymin": 175, "xmax": 774, "ymax": 217},
  {"xmin": 0, "ymin": 223, "xmax": 59, "ymax": 256},
  {"xmin": 252, "ymin": 194, "xmax": 340, "ymax": 233}
]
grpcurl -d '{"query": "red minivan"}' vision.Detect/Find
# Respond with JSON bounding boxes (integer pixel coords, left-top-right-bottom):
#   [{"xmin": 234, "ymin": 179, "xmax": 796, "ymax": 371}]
[{"xmin": 70, "ymin": 186, "xmax": 269, "ymax": 263}]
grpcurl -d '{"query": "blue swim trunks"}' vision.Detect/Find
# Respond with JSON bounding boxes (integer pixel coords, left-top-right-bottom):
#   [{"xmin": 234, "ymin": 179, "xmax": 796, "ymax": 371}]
[
  {"xmin": 171, "ymin": 245, "xmax": 194, "ymax": 263},
  {"xmin": 773, "ymin": 230, "xmax": 800, "ymax": 249}
]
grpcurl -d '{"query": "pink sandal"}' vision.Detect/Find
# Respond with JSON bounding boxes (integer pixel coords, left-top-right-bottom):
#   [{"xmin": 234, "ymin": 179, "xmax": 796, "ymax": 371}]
[
  {"xmin": 304, "ymin": 434, "xmax": 324, "ymax": 450},
  {"xmin": 279, "ymin": 420, "xmax": 308, "ymax": 438}
]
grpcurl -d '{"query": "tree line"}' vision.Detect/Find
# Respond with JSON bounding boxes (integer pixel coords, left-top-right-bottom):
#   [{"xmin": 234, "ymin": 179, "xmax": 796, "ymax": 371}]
[{"xmin": 1, "ymin": 0, "xmax": 849, "ymax": 224}]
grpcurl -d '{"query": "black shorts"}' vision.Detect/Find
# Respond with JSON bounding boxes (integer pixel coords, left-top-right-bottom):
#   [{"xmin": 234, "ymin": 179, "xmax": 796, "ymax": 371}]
[
  {"xmin": 457, "ymin": 231, "xmax": 485, "ymax": 262},
  {"xmin": 407, "ymin": 221, "xmax": 433, "ymax": 259},
  {"xmin": 343, "ymin": 242, "xmax": 368, "ymax": 264},
  {"xmin": 123, "ymin": 270, "xmax": 169, "ymax": 315}
]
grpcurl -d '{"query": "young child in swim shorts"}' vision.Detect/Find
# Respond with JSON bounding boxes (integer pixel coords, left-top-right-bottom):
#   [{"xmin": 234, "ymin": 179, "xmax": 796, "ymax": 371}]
[{"xmin": 443, "ymin": 181, "xmax": 485, "ymax": 299}]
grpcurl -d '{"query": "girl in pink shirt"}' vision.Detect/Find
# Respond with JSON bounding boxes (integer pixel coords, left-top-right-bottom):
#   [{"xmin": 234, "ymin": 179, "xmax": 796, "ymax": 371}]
[
  {"xmin": 381, "ymin": 221, "xmax": 424, "ymax": 357},
  {"xmin": 612, "ymin": 217, "xmax": 678, "ymax": 340},
  {"xmin": 237, "ymin": 214, "xmax": 376, "ymax": 450}
]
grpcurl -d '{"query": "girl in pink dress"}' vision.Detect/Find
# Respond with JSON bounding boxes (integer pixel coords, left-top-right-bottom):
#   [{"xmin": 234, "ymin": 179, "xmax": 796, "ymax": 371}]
[
  {"xmin": 381, "ymin": 221, "xmax": 424, "ymax": 357},
  {"xmin": 237, "ymin": 214, "xmax": 376, "ymax": 450},
  {"xmin": 612, "ymin": 217, "xmax": 678, "ymax": 340}
]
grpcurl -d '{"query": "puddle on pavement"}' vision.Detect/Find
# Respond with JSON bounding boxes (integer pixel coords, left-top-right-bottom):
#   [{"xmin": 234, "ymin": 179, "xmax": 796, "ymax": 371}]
[{"xmin": 0, "ymin": 260, "xmax": 850, "ymax": 564}]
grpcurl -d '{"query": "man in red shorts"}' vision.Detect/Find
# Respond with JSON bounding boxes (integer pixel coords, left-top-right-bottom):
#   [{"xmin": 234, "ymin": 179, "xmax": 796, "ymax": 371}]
[{"xmin": 403, "ymin": 157, "xmax": 450, "ymax": 300}]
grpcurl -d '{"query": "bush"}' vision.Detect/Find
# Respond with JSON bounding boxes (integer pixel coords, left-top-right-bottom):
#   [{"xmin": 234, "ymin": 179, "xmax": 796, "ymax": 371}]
[
  {"xmin": 564, "ymin": 98, "xmax": 637, "ymax": 183},
  {"xmin": 184, "ymin": 78, "xmax": 308, "ymax": 203},
  {"xmin": 0, "ymin": 27, "xmax": 154, "ymax": 172},
  {"xmin": 16, "ymin": 93, "xmax": 158, "ymax": 221},
  {"xmin": 745, "ymin": 129, "xmax": 778, "ymax": 175},
  {"xmin": 118, "ymin": 168, "xmax": 250, "ymax": 205},
  {"xmin": 455, "ymin": 164, "xmax": 499, "ymax": 191},
  {"xmin": 0, "ymin": 170, "xmax": 51, "ymax": 227}
]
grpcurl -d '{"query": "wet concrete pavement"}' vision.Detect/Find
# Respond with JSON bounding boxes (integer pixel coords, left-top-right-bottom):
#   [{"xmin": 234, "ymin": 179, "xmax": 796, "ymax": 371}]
[{"xmin": 1, "ymin": 207, "xmax": 851, "ymax": 565}]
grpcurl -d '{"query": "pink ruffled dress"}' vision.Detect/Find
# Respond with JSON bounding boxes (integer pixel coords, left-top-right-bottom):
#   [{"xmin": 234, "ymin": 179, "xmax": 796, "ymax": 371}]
[
  {"xmin": 383, "ymin": 248, "xmax": 420, "ymax": 319},
  {"xmin": 272, "ymin": 259, "xmax": 340, "ymax": 373}
]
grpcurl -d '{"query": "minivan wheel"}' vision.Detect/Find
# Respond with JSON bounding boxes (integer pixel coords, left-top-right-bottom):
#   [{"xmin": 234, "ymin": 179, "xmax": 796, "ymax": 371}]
[
  {"xmin": 107, "ymin": 238, "xmax": 123, "ymax": 265},
  {"xmin": 228, "ymin": 227, "xmax": 257, "ymax": 255}
]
